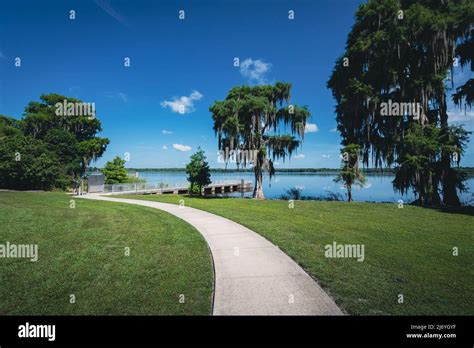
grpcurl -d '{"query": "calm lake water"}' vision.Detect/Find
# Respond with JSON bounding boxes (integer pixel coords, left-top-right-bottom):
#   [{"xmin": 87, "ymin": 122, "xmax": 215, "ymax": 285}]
[{"xmin": 134, "ymin": 171, "xmax": 474, "ymax": 205}]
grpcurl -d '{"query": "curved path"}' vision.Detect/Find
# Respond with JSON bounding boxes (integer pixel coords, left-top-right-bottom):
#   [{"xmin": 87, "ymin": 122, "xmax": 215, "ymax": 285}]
[{"xmin": 80, "ymin": 194, "xmax": 343, "ymax": 315}]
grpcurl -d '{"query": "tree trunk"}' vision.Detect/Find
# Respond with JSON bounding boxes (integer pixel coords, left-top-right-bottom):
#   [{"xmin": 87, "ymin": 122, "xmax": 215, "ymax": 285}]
[
  {"xmin": 253, "ymin": 162, "xmax": 265, "ymax": 199},
  {"xmin": 439, "ymin": 95, "xmax": 461, "ymax": 207},
  {"xmin": 442, "ymin": 166, "xmax": 461, "ymax": 206},
  {"xmin": 347, "ymin": 186, "xmax": 352, "ymax": 202}
]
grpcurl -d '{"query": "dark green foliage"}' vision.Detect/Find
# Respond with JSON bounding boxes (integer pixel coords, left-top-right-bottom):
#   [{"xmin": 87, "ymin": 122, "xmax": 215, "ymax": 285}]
[
  {"xmin": 101, "ymin": 156, "xmax": 129, "ymax": 184},
  {"xmin": 0, "ymin": 131, "xmax": 60, "ymax": 190},
  {"xmin": 335, "ymin": 144, "xmax": 367, "ymax": 202},
  {"xmin": 0, "ymin": 94, "xmax": 109, "ymax": 190},
  {"xmin": 185, "ymin": 148, "xmax": 211, "ymax": 195},
  {"xmin": 327, "ymin": 0, "xmax": 473, "ymax": 206},
  {"xmin": 283, "ymin": 186, "xmax": 303, "ymax": 200}
]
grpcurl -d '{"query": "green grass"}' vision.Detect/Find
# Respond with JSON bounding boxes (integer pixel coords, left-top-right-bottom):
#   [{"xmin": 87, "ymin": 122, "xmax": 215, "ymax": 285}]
[
  {"xmin": 0, "ymin": 192, "xmax": 213, "ymax": 315},
  {"xmin": 121, "ymin": 194, "xmax": 474, "ymax": 315}
]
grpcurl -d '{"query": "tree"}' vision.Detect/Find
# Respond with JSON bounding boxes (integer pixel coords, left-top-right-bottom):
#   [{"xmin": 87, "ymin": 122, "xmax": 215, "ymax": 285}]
[
  {"xmin": 0, "ymin": 130, "xmax": 60, "ymax": 190},
  {"xmin": 185, "ymin": 148, "xmax": 211, "ymax": 195},
  {"xmin": 101, "ymin": 156, "xmax": 129, "ymax": 184},
  {"xmin": 210, "ymin": 82, "xmax": 310, "ymax": 198},
  {"xmin": 327, "ymin": 0, "xmax": 473, "ymax": 206},
  {"xmin": 335, "ymin": 144, "xmax": 366, "ymax": 202},
  {"xmin": 393, "ymin": 123, "xmax": 469, "ymax": 206},
  {"xmin": 452, "ymin": 2, "xmax": 474, "ymax": 111},
  {"xmin": 0, "ymin": 94, "xmax": 110, "ymax": 190},
  {"xmin": 22, "ymin": 94, "xmax": 109, "ymax": 178}
]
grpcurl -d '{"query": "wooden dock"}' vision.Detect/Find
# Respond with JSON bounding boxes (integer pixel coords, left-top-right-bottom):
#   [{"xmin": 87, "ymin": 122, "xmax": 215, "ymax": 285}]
[{"xmin": 102, "ymin": 181, "xmax": 253, "ymax": 196}]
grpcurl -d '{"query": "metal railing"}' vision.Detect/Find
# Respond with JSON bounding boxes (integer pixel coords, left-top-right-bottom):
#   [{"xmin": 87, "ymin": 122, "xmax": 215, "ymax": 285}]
[{"xmin": 103, "ymin": 180, "xmax": 251, "ymax": 194}]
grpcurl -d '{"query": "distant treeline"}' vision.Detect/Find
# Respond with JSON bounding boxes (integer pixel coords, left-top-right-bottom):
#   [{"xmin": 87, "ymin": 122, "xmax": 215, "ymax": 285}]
[{"xmin": 86, "ymin": 167, "xmax": 474, "ymax": 175}]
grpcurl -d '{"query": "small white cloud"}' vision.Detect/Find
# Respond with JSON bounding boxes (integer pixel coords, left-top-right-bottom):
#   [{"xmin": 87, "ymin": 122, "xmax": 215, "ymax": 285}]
[
  {"xmin": 294, "ymin": 154, "xmax": 305, "ymax": 159},
  {"xmin": 240, "ymin": 58, "xmax": 271, "ymax": 84},
  {"xmin": 161, "ymin": 90, "xmax": 203, "ymax": 114},
  {"xmin": 329, "ymin": 127, "xmax": 337, "ymax": 132},
  {"xmin": 173, "ymin": 143, "xmax": 192, "ymax": 152},
  {"xmin": 322, "ymin": 154, "xmax": 331, "ymax": 158},
  {"xmin": 305, "ymin": 123, "xmax": 318, "ymax": 133},
  {"xmin": 162, "ymin": 145, "xmax": 168, "ymax": 150},
  {"xmin": 162, "ymin": 130, "xmax": 173, "ymax": 135}
]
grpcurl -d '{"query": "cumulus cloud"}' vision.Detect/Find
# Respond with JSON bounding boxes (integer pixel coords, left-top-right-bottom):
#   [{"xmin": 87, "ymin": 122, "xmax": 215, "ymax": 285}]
[
  {"xmin": 162, "ymin": 130, "xmax": 173, "ymax": 135},
  {"xmin": 305, "ymin": 123, "xmax": 318, "ymax": 133},
  {"xmin": 294, "ymin": 154, "xmax": 305, "ymax": 159},
  {"xmin": 161, "ymin": 90, "xmax": 203, "ymax": 114},
  {"xmin": 240, "ymin": 58, "xmax": 271, "ymax": 84},
  {"xmin": 173, "ymin": 143, "xmax": 192, "ymax": 152}
]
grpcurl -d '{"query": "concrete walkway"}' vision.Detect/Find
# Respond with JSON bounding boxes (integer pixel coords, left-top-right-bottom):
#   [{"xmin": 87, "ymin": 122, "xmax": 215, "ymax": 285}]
[{"xmin": 80, "ymin": 194, "xmax": 343, "ymax": 315}]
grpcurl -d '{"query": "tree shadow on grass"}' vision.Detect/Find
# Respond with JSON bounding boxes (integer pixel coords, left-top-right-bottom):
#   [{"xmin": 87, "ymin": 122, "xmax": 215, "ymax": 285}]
[{"xmin": 424, "ymin": 205, "xmax": 474, "ymax": 217}]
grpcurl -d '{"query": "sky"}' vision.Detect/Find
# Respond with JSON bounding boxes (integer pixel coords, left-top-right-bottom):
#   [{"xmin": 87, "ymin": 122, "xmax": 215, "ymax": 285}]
[{"xmin": 1, "ymin": 0, "xmax": 473, "ymax": 168}]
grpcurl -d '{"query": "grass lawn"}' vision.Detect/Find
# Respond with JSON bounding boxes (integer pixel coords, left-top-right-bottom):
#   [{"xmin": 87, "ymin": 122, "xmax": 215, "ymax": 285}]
[
  {"xmin": 121, "ymin": 194, "xmax": 474, "ymax": 315},
  {"xmin": 0, "ymin": 191, "xmax": 213, "ymax": 315}
]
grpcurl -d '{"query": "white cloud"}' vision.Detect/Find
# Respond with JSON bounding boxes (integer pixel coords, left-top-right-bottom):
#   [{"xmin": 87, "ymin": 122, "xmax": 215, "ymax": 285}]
[
  {"xmin": 162, "ymin": 145, "xmax": 168, "ymax": 150},
  {"xmin": 305, "ymin": 123, "xmax": 318, "ymax": 133},
  {"xmin": 240, "ymin": 58, "xmax": 271, "ymax": 84},
  {"xmin": 329, "ymin": 127, "xmax": 337, "ymax": 132},
  {"xmin": 161, "ymin": 90, "xmax": 203, "ymax": 114},
  {"xmin": 294, "ymin": 154, "xmax": 305, "ymax": 159},
  {"xmin": 162, "ymin": 130, "xmax": 173, "ymax": 135},
  {"xmin": 448, "ymin": 110, "xmax": 474, "ymax": 131},
  {"xmin": 173, "ymin": 143, "xmax": 192, "ymax": 152},
  {"xmin": 322, "ymin": 154, "xmax": 331, "ymax": 158},
  {"xmin": 447, "ymin": 110, "xmax": 474, "ymax": 123}
]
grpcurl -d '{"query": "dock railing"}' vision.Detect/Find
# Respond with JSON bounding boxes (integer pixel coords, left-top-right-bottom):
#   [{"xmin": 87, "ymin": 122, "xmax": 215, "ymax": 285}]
[{"xmin": 102, "ymin": 180, "xmax": 252, "ymax": 195}]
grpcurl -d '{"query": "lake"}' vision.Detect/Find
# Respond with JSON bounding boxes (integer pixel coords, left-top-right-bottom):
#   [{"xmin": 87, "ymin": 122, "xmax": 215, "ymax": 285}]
[{"xmin": 133, "ymin": 171, "xmax": 474, "ymax": 205}]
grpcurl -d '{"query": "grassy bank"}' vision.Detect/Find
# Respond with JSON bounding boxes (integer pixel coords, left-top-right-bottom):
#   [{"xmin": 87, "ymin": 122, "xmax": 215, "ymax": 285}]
[
  {"xmin": 0, "ymin": 192, "xmax": 213, "ymax": 315},
  {"xmin": 122, "ymin": 194, "xmax": 474, "ymax": 315}
]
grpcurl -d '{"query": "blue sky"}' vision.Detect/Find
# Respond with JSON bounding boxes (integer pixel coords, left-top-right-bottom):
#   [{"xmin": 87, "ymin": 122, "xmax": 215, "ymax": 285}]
[{"xmin": 1, "ymin": 0, "xmax": 473, "ymax": 168}]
